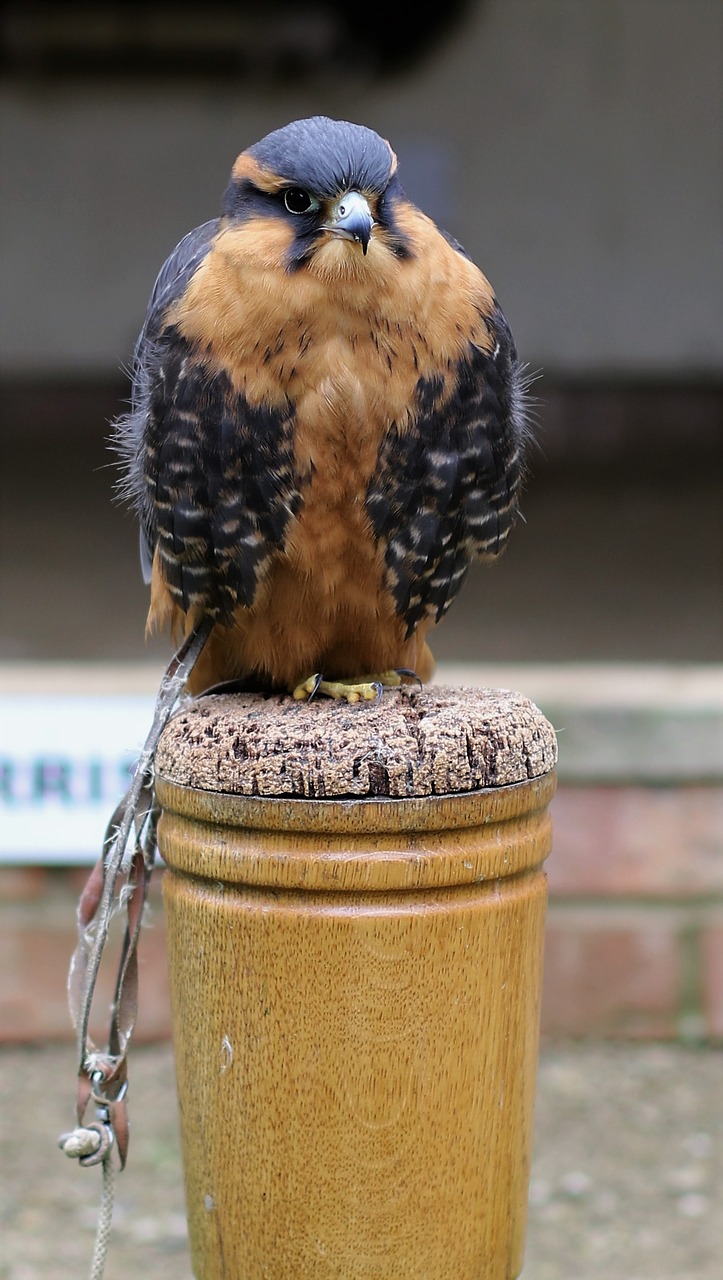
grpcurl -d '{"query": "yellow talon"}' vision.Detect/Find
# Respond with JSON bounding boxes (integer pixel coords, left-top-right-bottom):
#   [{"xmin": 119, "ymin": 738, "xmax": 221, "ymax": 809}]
[
  {"xmin": 322, "ymin": 680, "xmax": 382, "ymax": 703},
  {"xmin": 290, "ymin": 670, "xmax": 412, "ymax": 704},
  {"xmin": 292, "ymin": 674, "xmax": 323, "ymax": 701},
  {"xmin": 373, "ymin": 670, "xmax": 403, "ymax": 688}
]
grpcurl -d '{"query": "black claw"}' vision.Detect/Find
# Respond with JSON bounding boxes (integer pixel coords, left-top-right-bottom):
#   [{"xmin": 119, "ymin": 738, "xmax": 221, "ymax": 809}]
[
  {"xmin": 371, "ymin": 681, "xmax": 384, "ymax": 704},
  {"xmin": 395, "ymin": 667, "xmax": 423, "ymax": 692},
  {"xmin": 306, "ymin": 672, "xmax": 324, "ymax": 702}
]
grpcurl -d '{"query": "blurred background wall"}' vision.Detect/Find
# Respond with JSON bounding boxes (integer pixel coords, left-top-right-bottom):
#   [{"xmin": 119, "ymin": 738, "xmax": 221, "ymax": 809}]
[
  {"xmin": 1, "ymin": 0, "xmax": 721, "ymax": 664},
  {"xmin": 0, "ymin": 0, "xmax": 721, "ymax": 1042}
]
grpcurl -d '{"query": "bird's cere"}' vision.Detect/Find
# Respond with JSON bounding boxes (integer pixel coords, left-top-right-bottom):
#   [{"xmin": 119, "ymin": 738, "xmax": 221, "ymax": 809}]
[{"xmin": 325, "ymin": 190, "xmax": 374, "ymax": 253}]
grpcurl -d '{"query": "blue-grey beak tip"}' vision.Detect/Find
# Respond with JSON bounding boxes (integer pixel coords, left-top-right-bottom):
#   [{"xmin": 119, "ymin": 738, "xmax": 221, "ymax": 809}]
[{"xmin": 329, "ymin": 191, "xmax": 374, "ymax": 253}]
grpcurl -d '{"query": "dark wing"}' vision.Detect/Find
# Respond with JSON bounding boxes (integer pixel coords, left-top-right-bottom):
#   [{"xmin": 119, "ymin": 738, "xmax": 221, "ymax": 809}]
[
  {"xmin": 114, "ymin": 221, "xmax": 301, "ymax": 617},
  {"xmin": 115, "ymin": 220, "xmax": 220, "ymax": 580},
  {"xmin": 365, "ymin": 303, "xmax": 529, "ymax": 637},
  {"xmin": 134, "ymin": 221, "xmax": 221, "ymax": 361},
  {"xmin": 140, "ymin": 332, "xmax": 300, "ymax": 619}
]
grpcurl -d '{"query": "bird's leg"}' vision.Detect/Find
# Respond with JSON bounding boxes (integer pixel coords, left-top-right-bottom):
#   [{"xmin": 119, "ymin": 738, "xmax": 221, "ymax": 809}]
[
  {"xmin": 300, "ymin": 675, "xmax": 384, "ymax": 703},
  {"xmin": 291, "ymin": 669, "xmax": 421, "ymax": 704}
]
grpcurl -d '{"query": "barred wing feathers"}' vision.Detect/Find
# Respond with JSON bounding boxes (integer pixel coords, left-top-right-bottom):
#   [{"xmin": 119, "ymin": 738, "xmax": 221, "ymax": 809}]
[{"xmin": 366, "ymin": 306, "xmax": 529, "ymax": 638}]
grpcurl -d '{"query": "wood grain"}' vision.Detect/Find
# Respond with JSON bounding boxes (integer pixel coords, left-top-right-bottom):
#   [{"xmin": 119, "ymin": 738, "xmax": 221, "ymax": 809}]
[
  {"xmin": 157, "ymin": 687, "xmax": 556, "ymax": 1279},
  {"xmin": 156, "ymin": 685, "xmax": 558, "ymax": 798}
]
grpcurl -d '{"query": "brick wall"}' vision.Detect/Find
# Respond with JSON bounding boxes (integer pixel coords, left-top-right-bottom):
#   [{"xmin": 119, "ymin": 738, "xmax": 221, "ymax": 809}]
[
  {"xmin": 0, "ymin": 866, "xmax": 171, "ymax": 1043},
  {"xmin": 1, "ymin": 665, "xmax": 721, "ymax": 1043},
  {"xmin": 545, "ymin": 785, "xmax": 723, "ymax": 1039}
]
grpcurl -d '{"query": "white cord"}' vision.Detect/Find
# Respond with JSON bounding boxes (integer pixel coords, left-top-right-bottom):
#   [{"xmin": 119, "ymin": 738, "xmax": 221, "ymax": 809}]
[{"xmin": 88, "ymin": 1154, "xmax": 115, "ymax": 1280}]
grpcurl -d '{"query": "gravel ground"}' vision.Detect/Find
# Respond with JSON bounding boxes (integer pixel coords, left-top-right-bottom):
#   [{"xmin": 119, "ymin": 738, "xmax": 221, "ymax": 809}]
[{"xmin": 1, "ymin": 1042, "xmax": 721, "ymax": 1279}]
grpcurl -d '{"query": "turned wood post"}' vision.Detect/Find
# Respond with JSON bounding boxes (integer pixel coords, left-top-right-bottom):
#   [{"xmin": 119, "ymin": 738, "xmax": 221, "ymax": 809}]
[{"xmin": 155, "ymin": 686, "xmax": 557, "ymax": 1280}]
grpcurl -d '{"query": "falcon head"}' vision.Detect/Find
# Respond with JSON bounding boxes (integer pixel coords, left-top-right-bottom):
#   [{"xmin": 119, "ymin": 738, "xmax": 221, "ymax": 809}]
[{"xmin": 221, "ymin": 116, "xmax": 412, "ymax": 270}]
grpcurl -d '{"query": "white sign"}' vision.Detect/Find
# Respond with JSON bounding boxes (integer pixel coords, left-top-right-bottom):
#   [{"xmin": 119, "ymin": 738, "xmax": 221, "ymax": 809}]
[{"xmin": 0, "ymin": 695, "xmax": 154, "ymax": 863}]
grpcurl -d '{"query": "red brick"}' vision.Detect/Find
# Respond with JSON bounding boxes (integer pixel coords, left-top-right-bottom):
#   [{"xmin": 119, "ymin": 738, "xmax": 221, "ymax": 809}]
[
  {"xmin": 541, "ymin": 906, "xmax": 684, "ymax": 1039},
  {"xmin": 0, "ymin": 866, "xmax": 51, "ymax": 901},
  {"xmin": 548, "ymin": 786, "xmax": 723, "ymax": 898},
  {"xmin": 701, "ymin": 913, "xmax": 723, "ymax": 1040},
  {"xmin": 0, "ymin": 873, "xmax": 171, "ymax": 1043},
  {"xmin": 63, "ymin": 865, "xmax": 102, "ymax": 895}
]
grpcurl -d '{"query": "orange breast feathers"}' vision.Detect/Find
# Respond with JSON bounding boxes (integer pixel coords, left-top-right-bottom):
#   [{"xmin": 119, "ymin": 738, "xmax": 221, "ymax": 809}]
[{"xmin": 144, "ymin": 202, "xmax": 509, "ymax": 695}]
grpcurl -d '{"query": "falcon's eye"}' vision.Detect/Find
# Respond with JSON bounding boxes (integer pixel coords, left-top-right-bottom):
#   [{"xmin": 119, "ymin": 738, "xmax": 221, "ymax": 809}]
[{"xmin": 283, "ymin": 188, "xmax": 317, "ymax": 215}]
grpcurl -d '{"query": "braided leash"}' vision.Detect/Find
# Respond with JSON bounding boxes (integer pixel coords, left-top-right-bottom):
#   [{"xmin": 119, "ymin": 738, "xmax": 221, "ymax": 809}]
[{"xmin": 58, "ymin": 618, "xmax": 213, "ymax": 1278}]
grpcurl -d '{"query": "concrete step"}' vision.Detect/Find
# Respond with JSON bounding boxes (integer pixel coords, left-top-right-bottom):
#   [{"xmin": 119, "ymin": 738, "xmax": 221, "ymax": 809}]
[{"xmin": 438, "ymin": 663, "xmax": 723, "ymax": 782}]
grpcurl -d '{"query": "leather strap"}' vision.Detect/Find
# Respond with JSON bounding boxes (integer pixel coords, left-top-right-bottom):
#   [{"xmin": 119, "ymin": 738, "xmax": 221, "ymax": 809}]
[{"xmin": 66, "ymin": 617, "xmax": 214, "ymax": 1168}]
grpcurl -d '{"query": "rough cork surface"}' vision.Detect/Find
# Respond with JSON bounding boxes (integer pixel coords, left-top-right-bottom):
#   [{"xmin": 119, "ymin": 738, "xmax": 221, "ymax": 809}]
[{"xmin": 156, "ymin": 686, "xmax": 557, "ymax": 800}]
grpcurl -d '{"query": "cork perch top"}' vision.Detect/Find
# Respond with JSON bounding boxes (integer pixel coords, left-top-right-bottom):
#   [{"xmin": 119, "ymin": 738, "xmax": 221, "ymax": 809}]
[{"xmin": 156, "ymin": 685, "xmax": 557, "ymax": 801}]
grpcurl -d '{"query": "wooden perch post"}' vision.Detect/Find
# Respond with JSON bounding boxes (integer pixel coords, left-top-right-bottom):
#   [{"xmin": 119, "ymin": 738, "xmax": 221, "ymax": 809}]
[{"xmin": 155, "ymin": 685, "xmax": 557, "ymax": 1280}]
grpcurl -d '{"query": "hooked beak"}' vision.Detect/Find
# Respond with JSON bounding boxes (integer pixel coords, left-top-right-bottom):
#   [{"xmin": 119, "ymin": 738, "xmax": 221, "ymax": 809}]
[{"xmin": 325, "ymin": 190, "xmax": 374, "ymax": 254}]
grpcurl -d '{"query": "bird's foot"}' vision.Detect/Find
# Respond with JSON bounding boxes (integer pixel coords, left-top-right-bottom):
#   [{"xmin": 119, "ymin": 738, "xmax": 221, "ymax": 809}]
[
  {"xmin": 291, "ymin": 669, "xmax": 421, "ymax": 704},
  {"xmin": 292, "ymin": 673, "xmax": 382, "ymax": 703}
]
